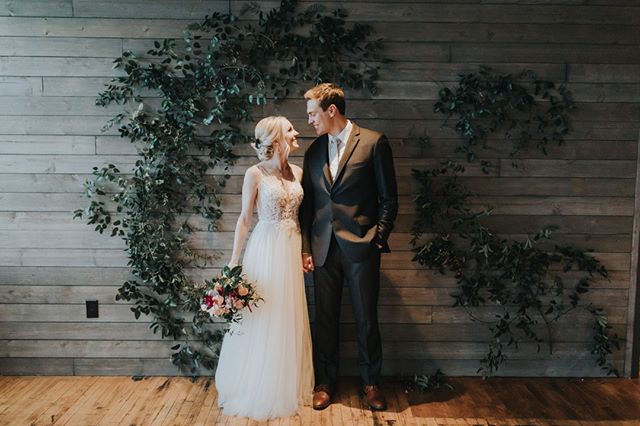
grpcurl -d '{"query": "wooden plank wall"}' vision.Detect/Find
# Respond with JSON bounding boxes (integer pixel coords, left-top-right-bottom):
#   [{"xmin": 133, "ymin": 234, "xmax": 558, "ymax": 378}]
[{"xmin": 0, "ymin": 0, "xmax": 639, "ymax": 377}]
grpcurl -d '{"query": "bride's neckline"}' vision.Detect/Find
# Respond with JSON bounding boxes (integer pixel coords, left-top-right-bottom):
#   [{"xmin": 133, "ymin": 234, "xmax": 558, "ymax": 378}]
[{"xmin": 257, "ymin": 164, "xmax": 296, "ymax": 183}]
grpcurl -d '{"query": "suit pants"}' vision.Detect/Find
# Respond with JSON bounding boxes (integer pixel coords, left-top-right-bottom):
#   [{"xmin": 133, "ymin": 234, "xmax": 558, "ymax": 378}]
[{"xmin": 313, "ymin": 234, "xmax": 382, "ymax": 388}]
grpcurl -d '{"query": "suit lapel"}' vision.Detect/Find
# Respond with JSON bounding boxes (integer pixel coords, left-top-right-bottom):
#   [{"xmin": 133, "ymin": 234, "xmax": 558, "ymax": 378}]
[
  {"xmin": 318, "ymin": 135, "xmax": 332, "ymax": 189},
  {"xmin": 332, "ymin": 123, "xmax": 361, "ymax": 188}
]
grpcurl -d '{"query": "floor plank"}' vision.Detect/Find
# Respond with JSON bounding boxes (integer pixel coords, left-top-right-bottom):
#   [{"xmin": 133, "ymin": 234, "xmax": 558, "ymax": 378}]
[
  {"xmin": 33, "ymin": 377, "xmax": 100, "ymax": 425},
  {"xmin": 151, "ymin": 378, "xmax": 194, "ymax": 425},
  {"xmin": 0, "ymin": 376, "xmax": 639, "ymax": 425},
  {"xmin": 21, "ymin": 378, "xmax": 86, "ymax": 425},
  {"xmin": 1, "ymin": 377, "xmax": 57, "ymax": 421}
]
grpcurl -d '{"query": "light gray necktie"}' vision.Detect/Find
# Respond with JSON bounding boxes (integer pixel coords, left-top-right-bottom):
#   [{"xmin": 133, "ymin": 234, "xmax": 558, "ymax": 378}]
[{"xmin": 329, "ymin": 136, "xmax": 341, "ymax": 180}]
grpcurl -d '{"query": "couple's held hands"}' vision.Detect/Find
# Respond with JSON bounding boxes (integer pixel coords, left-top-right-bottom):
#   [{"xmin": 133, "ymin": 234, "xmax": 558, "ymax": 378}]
[
  {"xmin": 374, "ymin": 235, "xmax": 385, "ymax": 251},
  {"xmin": 302, "ymin": 253, "xmax": 314, "ymax": 272}
]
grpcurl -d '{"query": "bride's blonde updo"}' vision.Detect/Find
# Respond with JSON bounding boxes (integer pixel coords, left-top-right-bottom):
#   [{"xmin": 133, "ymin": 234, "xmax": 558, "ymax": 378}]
[{"xmin": 252, "ymin": 116, "xmax": 288, "ymax": 161}]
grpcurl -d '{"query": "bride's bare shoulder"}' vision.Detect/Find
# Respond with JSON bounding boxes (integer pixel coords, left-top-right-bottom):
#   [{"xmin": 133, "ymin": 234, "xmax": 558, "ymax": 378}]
[
  {"xmin": 246, "ymin": 164, "xmax": 263, "ymax": 175},
  {"xmin": 243, "ymin": 165, "xmax": 263, "ymax": 185}
]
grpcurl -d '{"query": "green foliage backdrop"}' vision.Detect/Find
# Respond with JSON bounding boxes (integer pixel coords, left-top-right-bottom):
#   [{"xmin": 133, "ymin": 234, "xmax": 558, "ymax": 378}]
[
  {"xmin": 411, "ymin": 67, "xmax": 621, "ymax": 377},
  {"xmin": 75, "ymin": 2, "xmax": 621, "ymax": 378},
  {"xmin": 75, "ymin": 0, "xmax": 382, "ymax": 374}
]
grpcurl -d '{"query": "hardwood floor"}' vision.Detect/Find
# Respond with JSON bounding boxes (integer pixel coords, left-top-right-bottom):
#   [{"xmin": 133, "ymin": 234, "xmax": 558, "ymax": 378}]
[{"xmin": 0, "ymin": 376, "xmax": 639, "ymax": 425}]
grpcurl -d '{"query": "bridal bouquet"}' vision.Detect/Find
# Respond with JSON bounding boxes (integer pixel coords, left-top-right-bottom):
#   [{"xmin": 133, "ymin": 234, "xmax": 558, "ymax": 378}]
[{"xmin": 200, "ymin": 265, "xmax": 262, "ymax": 324}]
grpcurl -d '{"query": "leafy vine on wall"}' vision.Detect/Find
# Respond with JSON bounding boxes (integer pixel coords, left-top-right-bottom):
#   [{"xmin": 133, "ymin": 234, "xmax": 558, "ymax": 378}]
[
  {"xmin": 411, "ymin": 67, "xmax": 622, "ymax": 377},
  {"xmin": 74, "ymin": 0, "xmax": 382, "ymax": 374}
]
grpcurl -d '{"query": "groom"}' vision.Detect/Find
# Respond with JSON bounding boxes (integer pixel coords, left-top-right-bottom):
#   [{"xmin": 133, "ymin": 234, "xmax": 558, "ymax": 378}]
[{"xmin": 300, "ymin": 83, "xmax": 398, "ymax": 411}]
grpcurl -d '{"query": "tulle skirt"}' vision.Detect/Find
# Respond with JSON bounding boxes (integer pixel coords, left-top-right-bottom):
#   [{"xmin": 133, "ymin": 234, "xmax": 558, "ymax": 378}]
[{"xmin": 214, "ymin": 219, "xmax": 314, "ymax": 420}]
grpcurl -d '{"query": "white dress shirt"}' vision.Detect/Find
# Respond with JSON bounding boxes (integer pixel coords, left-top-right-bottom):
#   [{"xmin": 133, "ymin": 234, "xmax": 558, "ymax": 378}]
[{"xmin": 328, "ymin": 120, "xmax": 352, "ymax": 180}]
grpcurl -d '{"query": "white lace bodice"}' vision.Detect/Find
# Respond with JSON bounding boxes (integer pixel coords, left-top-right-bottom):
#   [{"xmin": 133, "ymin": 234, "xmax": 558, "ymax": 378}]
[{"xmin": 256, "ymin": 169, "xmax": 304, "ymax": 229}]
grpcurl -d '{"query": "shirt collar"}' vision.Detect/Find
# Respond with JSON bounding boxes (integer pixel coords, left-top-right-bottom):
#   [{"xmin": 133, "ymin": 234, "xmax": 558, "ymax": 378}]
[{"xmin": 329, "ymin": 120, "xmax": 352, "ymax": 145}]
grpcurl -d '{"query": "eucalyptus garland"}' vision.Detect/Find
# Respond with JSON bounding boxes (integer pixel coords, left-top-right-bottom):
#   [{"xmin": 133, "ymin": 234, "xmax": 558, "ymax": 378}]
[
  {"xmin": 74, "ymin": 0, "xmax": 382, "ymax": 374},
  {"xmin": 434, "ymin": 65, "xmax": 573, "ymax": 172},
  {"xmin": 412, "ymin": 67, "xmax": 621, "ymax": 377}
]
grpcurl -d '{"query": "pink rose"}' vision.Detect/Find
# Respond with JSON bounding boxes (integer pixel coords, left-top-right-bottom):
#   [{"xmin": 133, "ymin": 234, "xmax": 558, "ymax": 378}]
[{"xmin": 233, "ymin": 299, "xmax": 245, "ymax": 310}]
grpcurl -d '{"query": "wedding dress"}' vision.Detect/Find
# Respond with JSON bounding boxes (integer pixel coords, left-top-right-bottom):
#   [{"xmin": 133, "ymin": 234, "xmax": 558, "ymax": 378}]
[{"xmin": 214, "ymin": 166, "xmax": 314, "ymax": 420}]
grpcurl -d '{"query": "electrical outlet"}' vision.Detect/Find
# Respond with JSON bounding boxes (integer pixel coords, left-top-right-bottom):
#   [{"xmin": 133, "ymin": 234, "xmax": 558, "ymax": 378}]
[{"xmin": 86, "ymin": 300, "xmax": 99, "ymax": 318}]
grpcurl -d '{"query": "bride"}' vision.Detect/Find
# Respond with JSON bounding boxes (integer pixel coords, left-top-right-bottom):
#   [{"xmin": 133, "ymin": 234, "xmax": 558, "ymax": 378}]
[{"xmin": 214, "ymin": 116, "xmax": 314, "ymax": 420}]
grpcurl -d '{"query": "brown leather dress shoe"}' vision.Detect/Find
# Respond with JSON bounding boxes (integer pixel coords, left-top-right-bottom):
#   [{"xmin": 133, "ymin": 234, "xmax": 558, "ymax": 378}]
[
  {"xmin": 362, "ymin": 384, "xmax": 387, "ymax": 411},
  {"xmin": 312, "ymin": 385, "xmax": 332, "ymax": 410}
]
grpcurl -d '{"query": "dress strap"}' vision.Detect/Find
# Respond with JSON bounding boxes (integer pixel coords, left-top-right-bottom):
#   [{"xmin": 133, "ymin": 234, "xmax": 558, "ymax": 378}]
[{"xmin": 256, "ymin": 164, "xmax": 269, "ymax": 176}]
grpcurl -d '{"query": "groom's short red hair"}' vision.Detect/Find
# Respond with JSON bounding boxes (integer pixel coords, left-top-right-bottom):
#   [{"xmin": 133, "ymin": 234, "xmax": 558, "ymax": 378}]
[{"xmin": 304, "ymin": 83, "xmax": 346, "ymax": 115}]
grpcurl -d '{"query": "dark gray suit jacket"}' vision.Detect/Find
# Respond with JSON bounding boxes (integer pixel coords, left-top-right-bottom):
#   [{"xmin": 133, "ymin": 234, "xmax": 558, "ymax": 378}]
[{"xmin": 300, "ymin": 122, "xmax": 398, "ymax": 267}]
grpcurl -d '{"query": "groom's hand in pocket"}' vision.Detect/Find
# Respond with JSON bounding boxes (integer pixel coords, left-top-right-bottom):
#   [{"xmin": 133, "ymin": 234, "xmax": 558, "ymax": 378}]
[{"xmin": 302, "ymin": 253, "xmax": 314, "ymax": 272}]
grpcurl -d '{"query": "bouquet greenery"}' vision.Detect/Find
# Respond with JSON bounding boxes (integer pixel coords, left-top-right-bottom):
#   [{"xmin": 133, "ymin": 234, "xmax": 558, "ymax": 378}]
[{"xmin": 200, "ymin": 265, "xmax": 262, "ymax": 324}]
